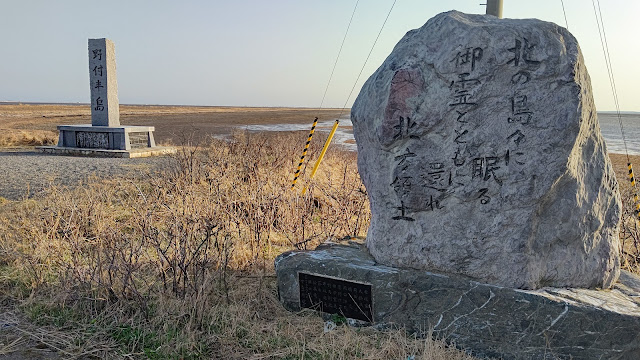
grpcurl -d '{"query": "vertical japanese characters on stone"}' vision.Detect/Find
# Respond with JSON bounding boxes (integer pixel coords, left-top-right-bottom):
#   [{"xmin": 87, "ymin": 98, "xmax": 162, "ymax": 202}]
[
  {"xmin": 89, "ymin": 38, "xmax": 120, "ymax": 127},
  {"xmin": 351, "ymin": 11, "xmax": 621, "ymax": 290}
]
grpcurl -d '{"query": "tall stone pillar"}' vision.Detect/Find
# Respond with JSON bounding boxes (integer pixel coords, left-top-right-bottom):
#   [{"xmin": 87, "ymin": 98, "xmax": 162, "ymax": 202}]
[
  {"xmin": 485, "ymin": 0, "xmax": 503, "ymax": 18},
  {"xmin": 37, "ymin": 38, "xmax": 175, "ymax": 157},
  {"xmin": 88, "ymin": 38, "xmax": 120, "ymax": 127}
]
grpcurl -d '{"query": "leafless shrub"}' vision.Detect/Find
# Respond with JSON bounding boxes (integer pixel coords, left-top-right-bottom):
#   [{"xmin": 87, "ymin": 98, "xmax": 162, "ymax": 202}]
[
  {"xmin": 619, "ymin": 185, "xmax": 640, "ymax": 273},
  {"xmin": 0, "ymin": 132, "xmax": 483, "ymax": 358},
  {"xmin": 2, "ymin": 131, "xmax": 370, "ymax": 298}
]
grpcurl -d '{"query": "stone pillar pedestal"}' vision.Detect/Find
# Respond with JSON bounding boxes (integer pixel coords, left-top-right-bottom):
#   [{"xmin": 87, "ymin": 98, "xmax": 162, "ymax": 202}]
[
  {"xmin": 38, "ymin": 124, "xmax": 174, "ymax": 158},
  {"xmin": 56, "ymin": 124, "xmax": 156, "ymax": 150}
]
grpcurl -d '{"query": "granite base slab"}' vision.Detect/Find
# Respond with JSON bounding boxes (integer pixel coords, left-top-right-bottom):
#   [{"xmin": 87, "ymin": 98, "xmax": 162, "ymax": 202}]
[
  {"xmin": 55, "ymin": 124, "xmax": 156, "ymax": 151},
  {"xmin": 37, "ymin": 146, "xmax": 176, "ymax": 158},
  {"xmin": 275, "ymin": 241, "xmax": 640, "ymax": 359}
]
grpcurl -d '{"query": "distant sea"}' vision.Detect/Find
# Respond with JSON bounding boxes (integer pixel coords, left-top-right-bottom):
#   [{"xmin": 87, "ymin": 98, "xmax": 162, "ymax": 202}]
[
  {"xmin": 246, "ymin": 112, "xmax": 640, "ymax": 154},
  {"xmin": 598, "ymin": 112, "xmax": 640, "ymax": 155}
]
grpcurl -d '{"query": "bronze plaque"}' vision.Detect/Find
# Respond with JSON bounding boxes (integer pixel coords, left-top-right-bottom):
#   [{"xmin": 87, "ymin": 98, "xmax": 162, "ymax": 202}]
[{"xmin": 299, "ymin": 272, "xmax": 373, "ymax": 322}]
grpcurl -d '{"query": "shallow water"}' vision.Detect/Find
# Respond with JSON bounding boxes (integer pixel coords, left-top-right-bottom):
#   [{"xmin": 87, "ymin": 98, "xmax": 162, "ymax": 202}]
[
  {"xmin": 598, "ymin": 112, "xmax": 640, "ymax": 155},
  {"xmin": 244, "ymin": 115, "xmax": 357, "ymax": 151},
  {"xmin": 243, "ymin": 112, "xmax": 640, "ymax": 155}
]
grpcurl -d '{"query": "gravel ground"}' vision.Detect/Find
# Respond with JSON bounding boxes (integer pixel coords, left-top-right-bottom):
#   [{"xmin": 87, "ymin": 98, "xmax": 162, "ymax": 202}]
[{"xmin": 0, "ymin": 148, "xmax": 172, "ymax": 200}]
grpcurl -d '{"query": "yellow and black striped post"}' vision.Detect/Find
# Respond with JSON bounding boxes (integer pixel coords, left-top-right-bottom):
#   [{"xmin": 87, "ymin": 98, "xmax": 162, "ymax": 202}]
[
  {"xmin": 301, "ymin": 119, "xmax": 340, "ymax": 195},
  {"xmin": 628, "ymin": 163, "xmax": 640, "ymax": 219},
  {"xmin": 291, "ymin": 117, "xmax": 318, "ymax": 189}
]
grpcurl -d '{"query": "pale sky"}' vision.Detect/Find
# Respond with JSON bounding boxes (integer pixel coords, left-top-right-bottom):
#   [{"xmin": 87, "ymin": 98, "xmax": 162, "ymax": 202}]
[{"xmin": 1, "ymin": 0, "xmax": 638, "ymax": 111}]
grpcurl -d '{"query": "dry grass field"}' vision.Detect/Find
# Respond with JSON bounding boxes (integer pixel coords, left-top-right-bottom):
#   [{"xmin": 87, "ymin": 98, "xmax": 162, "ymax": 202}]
[
  {"xmin": 0, "ymin": 104, "xmax": 477, "ymax": 359},
  {"xmin": 0, "ymin": 104, "xmax": 638, "ymax": 359},
  {"xmin": 0, "ymin": 103, "xmax": 346, "ymax": 146}
]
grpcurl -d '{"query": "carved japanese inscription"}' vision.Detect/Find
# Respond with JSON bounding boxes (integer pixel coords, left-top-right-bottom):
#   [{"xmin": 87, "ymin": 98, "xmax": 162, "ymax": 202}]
[
  {"xmin": 299, "ymin": 272, "xmax": 373, "ymax": 322},
  {"xmin": 89, "ymin": 38, "xmax": 120, "ymax": 127},
  {"xmin": 351, "ymin": 11, "xmax": 621, "ymax": 290}
]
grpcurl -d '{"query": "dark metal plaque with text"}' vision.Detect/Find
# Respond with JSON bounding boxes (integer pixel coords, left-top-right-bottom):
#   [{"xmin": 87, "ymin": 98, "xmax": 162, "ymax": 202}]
[{"xmin": 298, "ymin": 272, "xmax": 373, "ymax": 322}]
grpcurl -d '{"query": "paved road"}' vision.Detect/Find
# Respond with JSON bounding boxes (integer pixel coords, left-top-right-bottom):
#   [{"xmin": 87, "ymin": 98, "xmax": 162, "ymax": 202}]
[{"xmin": 0, "ymin": 148, "xmax": 171, "ymax": 200}]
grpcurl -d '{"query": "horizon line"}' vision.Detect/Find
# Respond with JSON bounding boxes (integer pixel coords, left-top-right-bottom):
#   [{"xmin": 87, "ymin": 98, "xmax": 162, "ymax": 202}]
[{"xmin": 2, "ymin": 101, "xmax": 639, "ymax": 114}]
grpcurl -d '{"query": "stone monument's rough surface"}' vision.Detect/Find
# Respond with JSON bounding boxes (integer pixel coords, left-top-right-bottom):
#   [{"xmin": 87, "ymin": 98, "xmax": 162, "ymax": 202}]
[
  {"xmin": 89, "ymin": 38, "xmax": 120, "ymax": 127},
  {"xmin": 351, "ymin": 11, "xmax": 621, "ymax": 289}
]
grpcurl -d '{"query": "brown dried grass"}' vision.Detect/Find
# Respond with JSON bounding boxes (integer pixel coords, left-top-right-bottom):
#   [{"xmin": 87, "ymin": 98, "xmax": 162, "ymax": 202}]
[
  {"xmin": 1, "ymin": 103, "xmax": 638, "ymax": 358},
  {"xmin": 0, "ymin": 131, "xmax": 475, "ymax": 359},
  {"xmin": 0, "ymin": 129, "xmax": 58, "ymax": 147},
  {"xmin": 610, "ymin": 154, "xmax": 640, "ymax": 273},
  {"xmin": 0, "ymin": 103, "xmax": 346, "ymax": 146}
]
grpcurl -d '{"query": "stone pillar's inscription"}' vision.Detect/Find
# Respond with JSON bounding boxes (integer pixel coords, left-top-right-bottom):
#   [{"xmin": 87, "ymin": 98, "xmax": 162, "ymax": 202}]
[
  {"xmin": 351, "ymin": 11, "xmax": 621, "ymax": 290},
  {"xmin": 298, "ymin": 272, "xmax": 373, "ymax": 322},
  {"xmin": 89, "ymin": 38, "xmax": 120, "ymax": 127}
]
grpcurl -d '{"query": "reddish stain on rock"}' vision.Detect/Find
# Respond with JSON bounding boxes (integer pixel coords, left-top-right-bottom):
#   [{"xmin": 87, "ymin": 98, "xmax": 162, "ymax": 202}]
[{"xmin": 379, "ymin": 68, "xmax": 424, "ymax": 145}]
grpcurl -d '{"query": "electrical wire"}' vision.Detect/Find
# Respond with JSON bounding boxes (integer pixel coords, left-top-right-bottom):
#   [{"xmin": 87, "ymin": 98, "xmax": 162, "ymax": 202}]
[
  {"xmin": 592, "ymin": 0, "xmax": 629, "ymax": 162},
  {"xmin": 291, "ymin": 0, "xmax": 360, "ymax": 189},
  {"xmin": 338, "ymin": 0, "xmax": 397, "ymax": 118},
  {"xmin": 301, "ymin": 0, "xmax": 397, "ymax": 194},
  {"xmin": 318, "ymin": 0, "xmax": 360, "ymax": 112},
  {"xmin": 560, "ymin": 0, "xmax": 569, "ymax": 29}
]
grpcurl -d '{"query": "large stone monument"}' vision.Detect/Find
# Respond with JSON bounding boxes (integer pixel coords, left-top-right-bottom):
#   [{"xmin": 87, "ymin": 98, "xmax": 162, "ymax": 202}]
[
  {"xmin": 39, "ymin": 38, "xmax": 174, "ymax": 158},
  {"xmin": 352, "ymin": 11, "xmax": 621, "ymax": 290},
  {"xmin": 276, "ymin": 11, "xmax": 640, "ymax": 359}
]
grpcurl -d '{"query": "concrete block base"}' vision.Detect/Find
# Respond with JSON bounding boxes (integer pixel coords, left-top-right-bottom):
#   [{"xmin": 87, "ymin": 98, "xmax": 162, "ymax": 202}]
[
  {"xmin": 39, "ymin": 124, "xmax": 176, "ymax": 157},
  {"xmin": 275, "ymin": 240, "xmax": 640, "ymax": 359},
  {"xmin": 55, "ymin": 124, "xmax": 157, "ymax": 151},
  {"xmin": 37, "ymin": 145, "xmax": 176, "ymax": 158}
]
